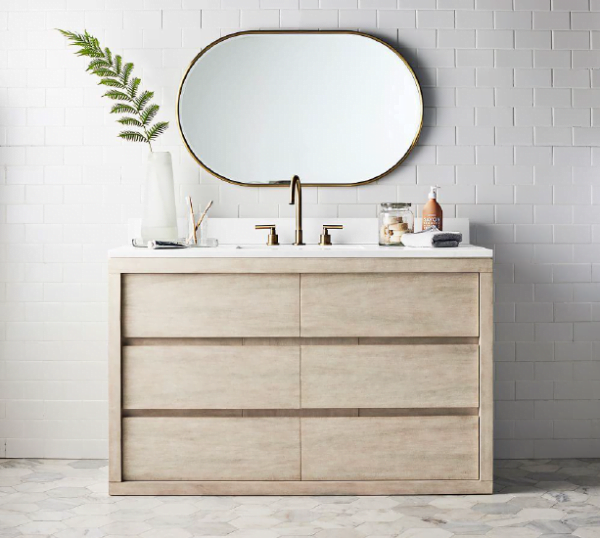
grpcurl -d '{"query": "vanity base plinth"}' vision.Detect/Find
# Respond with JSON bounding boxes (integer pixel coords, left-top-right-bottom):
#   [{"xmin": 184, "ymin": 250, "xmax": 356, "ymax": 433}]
[{"xmin": 110, "ymin": 480, "xmax": 493, "ymax": 496}]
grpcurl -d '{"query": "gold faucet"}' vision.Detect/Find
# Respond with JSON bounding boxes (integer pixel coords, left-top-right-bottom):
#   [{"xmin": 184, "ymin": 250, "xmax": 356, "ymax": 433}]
[{"xmin": 289, "ymin": 175, "xmax": 304, "ymax": 246}]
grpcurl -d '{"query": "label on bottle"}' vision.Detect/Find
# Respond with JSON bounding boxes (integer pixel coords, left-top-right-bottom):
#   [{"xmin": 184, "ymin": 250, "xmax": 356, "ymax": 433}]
[{"xmin": 423, "ymin": 216, "xmax": 442, "ymax": 229}]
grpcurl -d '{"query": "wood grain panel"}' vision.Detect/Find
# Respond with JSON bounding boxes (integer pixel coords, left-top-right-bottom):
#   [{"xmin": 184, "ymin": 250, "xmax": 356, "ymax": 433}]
[
  {"xmin": 302, "ymin": 416, "xmax": 479, "ymax": 480},
  {"xmin": 480, "ymin": 272, "xmax": 494, "ymax": 481},
  {"xmin": 122, "ymin": 274, "xmax": 299, "ymax": 338},
  {"xmin": 111, "ymin": 479, "xmax": 493, "ymax": 496},
  {"xmin": 123, "ymin": 417, "xmax": 300, "ymax": 481},
  {"xmin": 110, "ymin": 257, "xmax": 493, "ymax": 275},
  {"xmin": 123, "ymin": 346, "xmax": 300, "ymax": 410},
  {"xmin": 301, "ymin": 273, "xmax": 479, "ymax": 337},
  {"xmin": 301, "ymin": 344, "xmax": 479, "ymax": 408}
]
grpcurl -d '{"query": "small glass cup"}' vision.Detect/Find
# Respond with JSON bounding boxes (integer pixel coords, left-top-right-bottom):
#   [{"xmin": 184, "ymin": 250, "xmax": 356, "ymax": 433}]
[{"xmin": 379, "ymin": 203, "xmax": 414, "ymax": 246}]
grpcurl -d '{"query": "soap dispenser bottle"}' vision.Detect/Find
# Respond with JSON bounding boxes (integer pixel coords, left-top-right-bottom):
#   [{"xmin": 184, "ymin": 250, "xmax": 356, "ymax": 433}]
[{"xmin": 422, "ymin": 186, "xmax": 443, "ymax": 231}]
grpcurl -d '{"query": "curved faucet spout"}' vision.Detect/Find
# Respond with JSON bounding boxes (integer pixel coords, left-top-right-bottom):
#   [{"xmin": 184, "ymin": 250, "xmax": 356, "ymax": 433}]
[{"xmin": 289, "ymin": 175, "xmax": 304, "ymax": 246}]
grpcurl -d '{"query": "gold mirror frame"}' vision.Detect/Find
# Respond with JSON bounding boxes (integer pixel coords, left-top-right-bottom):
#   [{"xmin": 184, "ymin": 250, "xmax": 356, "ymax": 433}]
[{"xmin": 177, "ymin": 30, "xmax": 424, "ymax": 188}]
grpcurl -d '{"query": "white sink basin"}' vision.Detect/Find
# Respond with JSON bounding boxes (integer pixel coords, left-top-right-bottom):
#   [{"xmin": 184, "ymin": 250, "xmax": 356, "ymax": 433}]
[{"xmin": 234, "ymin": 244, "xmax": 364, "ymax": 250}]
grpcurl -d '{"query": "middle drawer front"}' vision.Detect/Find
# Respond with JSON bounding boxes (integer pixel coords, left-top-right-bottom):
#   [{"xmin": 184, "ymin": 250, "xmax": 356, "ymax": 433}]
[
  {"xmin": 301, "ymin": 344, "xmax": 479, "ymax": 409},
  {"xmin": 123, "ymin": 346, "xmax": 300, "ymax": 409},
  {"xmin": 123, "ymin": 417, "xmax": 300, "ymax": 481}
]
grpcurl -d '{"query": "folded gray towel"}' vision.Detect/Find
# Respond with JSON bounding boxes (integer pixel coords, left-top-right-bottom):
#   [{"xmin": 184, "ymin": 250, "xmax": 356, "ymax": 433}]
[
  {"xmin": 432, "ymin": 231, "xmax": 462, "ymax": 244},
  {"xmin": 433, "ymin": 240, "xmax": 460, "ymax": 248},
  {"xmin": 401, "ymin": 226, "xmax": 463, "ymax": 248}
]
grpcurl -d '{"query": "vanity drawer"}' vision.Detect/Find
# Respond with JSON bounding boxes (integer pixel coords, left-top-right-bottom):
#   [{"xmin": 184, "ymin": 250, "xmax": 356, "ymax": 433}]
[
  {"xmin": 123, "ymin": 417, "xmax": 300, "ymax": 481},
  {"xmin": 123, "ymin": 346, "xmax": 300, "ymax": 410},
  {"xmin": 302, "ymin": 416, "xmax": 479, "ymax": 481},
  {"xmin": 301, "ymin": 344, "xmax": 479, "ymax": 409},
  {"xmin": 300, "ymin": 273, "xmax": 479, "ymax": 337},
  {"xmin": 122, "ymin": 274, "xmax": 299, "ymax": 338}
]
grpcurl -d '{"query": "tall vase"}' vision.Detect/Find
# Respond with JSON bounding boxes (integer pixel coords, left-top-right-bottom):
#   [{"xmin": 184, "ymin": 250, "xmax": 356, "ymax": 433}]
[{"xmin": 141, "ymin": 151, "xmax": 178, "ymax": 242}]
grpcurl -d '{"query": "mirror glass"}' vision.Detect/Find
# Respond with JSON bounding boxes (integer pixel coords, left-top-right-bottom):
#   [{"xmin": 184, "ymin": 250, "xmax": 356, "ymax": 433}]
[{"xmin": 178, "ymin": 32, "xmax": 423, "ymax": 187}]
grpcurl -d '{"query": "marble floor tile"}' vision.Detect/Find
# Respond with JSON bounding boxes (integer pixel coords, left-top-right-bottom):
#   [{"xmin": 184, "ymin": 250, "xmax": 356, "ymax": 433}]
[{"xmin": 1, "ymin": 459, "xmax": 600, "ymax": 537}]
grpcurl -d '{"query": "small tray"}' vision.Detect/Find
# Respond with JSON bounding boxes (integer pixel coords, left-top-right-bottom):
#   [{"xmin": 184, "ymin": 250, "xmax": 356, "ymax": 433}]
[{"xmin": 132, "ymin": 238, "xmax": 219, "ymax": 249}]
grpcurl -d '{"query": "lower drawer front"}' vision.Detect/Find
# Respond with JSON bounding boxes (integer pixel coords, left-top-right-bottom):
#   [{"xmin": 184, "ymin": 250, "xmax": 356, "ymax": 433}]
[
  {"xmin": 123, "ymin": 417, "xmax": 300, "ymax": 481},
  {"xmin": 123, "ymin": 346, "xmax": 300, "ymax": 409},
  {"xmin": 302, "ymin": 416, "xmax": 479, "ymax": 480},
  {"xmin": 301, "ymin": 344, "xmax": 479, "ymax": 409}
]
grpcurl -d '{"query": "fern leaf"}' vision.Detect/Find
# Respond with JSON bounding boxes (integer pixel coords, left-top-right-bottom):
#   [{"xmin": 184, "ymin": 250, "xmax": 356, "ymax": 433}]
[
  {"xmin": 128, "ymin": 77, "xmax": 141, "ymax": 99},
  {"xmin": 60, "ymin": 29, "xmax": 169, "ymax": 148},
  {"xmin": 91, "ymin": 67, "xmax": 118, "ymax": 78},
  {"xmin": 100, "ymin": 78, "xmax": 125, "ymax": 88},
  {"xmin": 121, "ymin": 63, "xmax": 134, "ymax": 85},
  {"xmin": 59, "ymin": 29, "xmax": 104, "ymax": 58},
  {"xmin": 86, "ymin": 58, "xmax": 111, "ymax": 72},
  {"xmin": 134, "ymin": 90, "xmax": 154, "ymax": 112},
  {"xmin": 119, "ymin": 130, "xmax": 148, "ymax": 143},
  {"xmin": 147, "ymin": 121, "xmax": 169, "ymax": 141},
  {"xmin": 117, "ymin": 116, "xmax": 143, "ymax": 127},
  {"xmin": 110, "ymin": 103, "xmax": 137, "ymax": 115},
  {"xmin": 140, "ymin": 104, "xmax": 159, "ymax": 126},
  {"xmin": 103, "ymin": 89, "xmax": 132, "ymax": 101}
]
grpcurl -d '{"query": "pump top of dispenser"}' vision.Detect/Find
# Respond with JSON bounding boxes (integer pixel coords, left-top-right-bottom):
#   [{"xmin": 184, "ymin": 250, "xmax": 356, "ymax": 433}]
[{"xmin": 428, "ymin": 186, "xmax": 440, "ymax": 199}]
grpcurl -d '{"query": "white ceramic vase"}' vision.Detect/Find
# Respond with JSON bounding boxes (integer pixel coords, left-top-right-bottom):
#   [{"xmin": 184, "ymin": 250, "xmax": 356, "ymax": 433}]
[{"xmin": 141, "ymin": 151, "xmax": 178, "ymax": 242}]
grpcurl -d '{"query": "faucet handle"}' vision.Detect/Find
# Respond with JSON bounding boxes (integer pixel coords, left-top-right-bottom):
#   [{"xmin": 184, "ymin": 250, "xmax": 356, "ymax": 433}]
[
  {"xmin": 319, "ymin": 224, "xmax": 343, "ymax": 246},
  {"xmin": 255, "ymin": 224, "xmax": 279, "ymax": 246}
]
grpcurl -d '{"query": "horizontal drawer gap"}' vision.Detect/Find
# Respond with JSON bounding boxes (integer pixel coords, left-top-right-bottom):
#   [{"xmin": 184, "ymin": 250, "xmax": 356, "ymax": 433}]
[
  {"xmin": 123, "ymin": 408, "xmax": 478, "ymax": 418},
  {"xmin": 123, "ymin": 337, "xmax": 479, "ymax": 346}
]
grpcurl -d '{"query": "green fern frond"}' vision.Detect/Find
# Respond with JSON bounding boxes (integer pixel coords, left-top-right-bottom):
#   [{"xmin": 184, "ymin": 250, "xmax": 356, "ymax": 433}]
[
  {"xmin": 91, "ymin": 67, "xmax": 118, "ymax": 78},
  {"xmin": 103, "ymin": 89, "xmax": 132, "ymax": 101},
  {"xmin": 117, "ymin": 116, "xmax": 143, "ymax": 127},
  {"xmin": 59, "ymin": 28, "xmax": 169, "ymax": 150},
  {"xmin": 135, "ymin": 90, "xmax": 154, "ymax": 112},
  {"xmin": 128, "ymin": 77, "xmax": 141, "ymax": 99},
  {"xmin": 140, "ymin": 104, "xmax": 159, "ymax": 126},
  {"xmin": 147, "ymin": 121, "xmax": 169, "ymax": 141},
  {"xmin": 121, "ymin": 63, "xmax": 133, "ymax": 85},
  {"xmin": 110, "ymin": 103, "xmax": 137, "ymax": 115},
  {"xmin": 86, "ymin": 58, "xmax": 111, "ymax": 72},
  {"xmin": 119, "ymin": 130, "xmax": 148, "ymax": 143},
  {"xmin": 99, "ymin": 78, "xmax": 125, "ymax": 88}
]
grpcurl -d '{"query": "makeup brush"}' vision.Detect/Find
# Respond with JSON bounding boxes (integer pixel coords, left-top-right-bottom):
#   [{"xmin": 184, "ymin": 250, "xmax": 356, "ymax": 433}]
[
  {"xmin": 186, "ymin": 196, "xmax": 197, "ymax": 244},
  {"xmin": 194, "ymin": 200, "xmax": 213, "ymax": 232}
]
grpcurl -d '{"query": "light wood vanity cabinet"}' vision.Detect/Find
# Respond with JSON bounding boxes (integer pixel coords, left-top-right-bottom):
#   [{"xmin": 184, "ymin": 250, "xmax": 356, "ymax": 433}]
[{"xmin": 109, "ymin": 256, "xmax": 493, "ymax": 495}]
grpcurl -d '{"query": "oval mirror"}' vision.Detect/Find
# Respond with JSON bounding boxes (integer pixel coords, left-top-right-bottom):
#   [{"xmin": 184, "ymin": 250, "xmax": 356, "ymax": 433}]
[{"xmin": 178, "ymin": 31, "xmax": 423, "ymax": 187}]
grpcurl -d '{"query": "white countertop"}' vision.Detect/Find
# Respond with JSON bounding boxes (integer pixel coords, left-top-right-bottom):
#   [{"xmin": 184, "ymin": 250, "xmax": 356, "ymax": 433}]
[{"xmin": 109, "ymin": 244, "xmax": 493, "ymax": 258}]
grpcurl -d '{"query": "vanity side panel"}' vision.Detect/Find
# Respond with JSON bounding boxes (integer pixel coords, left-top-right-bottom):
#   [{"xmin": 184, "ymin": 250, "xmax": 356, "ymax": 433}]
[
  {"xmin": 301, "ymin": 273, "xmax": 479, "ymax": 337},
  {"xmin": 122, "ymin": 274, "xmax": 300, "ymax": 338},
  {"xmin": 108, "ymin": 272, "xmax": 122, "ymax": 482},
  {"xmin": 302, "ymin": 416, "xmax": 479, "ymax": 481},
  {"xmin": 123, "ymin": 417, "xmax": 300, "ymax": 481},
  {"xmin": 480, "ymin": 272, "xmax": 494, "ymax": 482},
  {"xmin": 123, "ymin": 345, "xmax": 300, "ymax": 409},
  {"xmin": 301, "ymin": 344, "xmax": 479, "ymax": 408}
]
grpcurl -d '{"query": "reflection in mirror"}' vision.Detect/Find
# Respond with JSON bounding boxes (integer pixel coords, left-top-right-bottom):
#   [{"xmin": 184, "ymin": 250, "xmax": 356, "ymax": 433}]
[{"xmin": 178, "ymin": 31, "xmax": 423, "ymax": 187}]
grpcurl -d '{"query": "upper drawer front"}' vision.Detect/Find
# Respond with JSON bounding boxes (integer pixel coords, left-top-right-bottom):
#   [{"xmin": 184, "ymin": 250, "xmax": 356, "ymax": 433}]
[
  {"xmin": 301, "ymin": 344, "xmax": 479, "ymax": 409},
  {"xmin": 122, "ymin": 274, "xmax": 299, "ymax": 338},
  {"xmin": 301, "ymin": 273, "xmax": 479, "ymax": 337},
  {"xmin": 302, "ymin": 416, "xmax": 479, "ymax": 481},
  {"xmin": 124, "ymin": 345, "xmax": 300, "ymax": 410},
  {"xmin": 123, "ymin": 417, "xmax": 300, "ymax": 481}
]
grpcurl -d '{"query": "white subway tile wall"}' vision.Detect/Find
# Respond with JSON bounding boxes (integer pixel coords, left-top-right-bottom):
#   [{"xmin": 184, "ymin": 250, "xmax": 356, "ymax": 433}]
[{"xmin": 0, "ymin": 0, "xmax": 599, "ymax": 460}]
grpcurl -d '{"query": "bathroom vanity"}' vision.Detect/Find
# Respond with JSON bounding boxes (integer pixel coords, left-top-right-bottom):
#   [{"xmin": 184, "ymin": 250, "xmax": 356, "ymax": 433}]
[{"xmin": 108, "ymin": 245, "xmax": 493, "ymax": 495}]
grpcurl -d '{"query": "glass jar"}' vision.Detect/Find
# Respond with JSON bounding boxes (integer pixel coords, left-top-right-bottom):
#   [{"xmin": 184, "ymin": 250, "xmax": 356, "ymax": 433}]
[{"xmin": 379, "ymin": 203, "xmax": 414, "ymax": 246}]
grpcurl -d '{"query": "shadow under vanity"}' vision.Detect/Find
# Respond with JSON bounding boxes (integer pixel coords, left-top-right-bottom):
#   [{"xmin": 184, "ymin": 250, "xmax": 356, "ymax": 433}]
[{"xmin": 108, "ymin": 31, "xmax": 494, "ymax": 495}]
